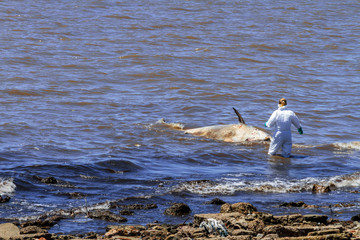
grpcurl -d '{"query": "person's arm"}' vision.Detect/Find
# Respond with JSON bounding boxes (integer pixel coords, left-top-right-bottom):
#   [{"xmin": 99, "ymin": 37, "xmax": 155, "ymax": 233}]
[
  {"xmin": 291, "ymin": 113, "xmax": 303, "ymax": 134},
  {"xmin": 265, "ymin": 110, "xmax": 277, "ymax": 128}
]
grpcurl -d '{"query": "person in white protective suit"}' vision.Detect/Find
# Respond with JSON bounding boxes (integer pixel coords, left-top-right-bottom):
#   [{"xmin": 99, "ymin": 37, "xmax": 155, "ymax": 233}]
[{"xmin": 265, "ymin": 98, "xmax": 303, "ymax": 157}]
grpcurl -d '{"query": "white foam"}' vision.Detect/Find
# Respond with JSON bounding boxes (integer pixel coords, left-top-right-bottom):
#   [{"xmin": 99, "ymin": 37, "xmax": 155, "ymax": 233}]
[
  {"xmin": 334, "ymin": 141, "xmax": 360, "ymax": 151},
  {"xmin": 172, "ymin": 172, "xmax": 360, "ymax": 195},
  {"xmin": 327, "ymin": 172, "xmax": 360, "ymax": 188},
  {"xmin": 0, "ymin": 178, "xmax": 16, "ymax": 195}
]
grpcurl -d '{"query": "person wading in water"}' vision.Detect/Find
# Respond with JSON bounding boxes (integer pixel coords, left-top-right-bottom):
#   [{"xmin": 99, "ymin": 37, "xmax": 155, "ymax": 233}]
[{"xmin": 265, "ymin": 98, "xmax": 303, "ymax": 157}]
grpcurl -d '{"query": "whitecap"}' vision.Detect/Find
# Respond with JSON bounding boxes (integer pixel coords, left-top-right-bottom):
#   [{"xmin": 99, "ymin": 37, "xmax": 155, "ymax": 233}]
[
  {"xmin": 334, "ymin": 141, "xmax": 360, "ymax": 151},
  {"xmin": 0, "ymin": 178, "xmax": 16, "ymax": 195},
  {"xmin": 171, "ymin": 172, "xmax": 360, "ymax": 195}
]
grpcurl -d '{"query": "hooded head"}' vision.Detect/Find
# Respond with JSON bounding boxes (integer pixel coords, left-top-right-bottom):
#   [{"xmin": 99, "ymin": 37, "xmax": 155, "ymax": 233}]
[{"xmin": 278, "ymin": 98, "xmax": 287, "ymax": 108}]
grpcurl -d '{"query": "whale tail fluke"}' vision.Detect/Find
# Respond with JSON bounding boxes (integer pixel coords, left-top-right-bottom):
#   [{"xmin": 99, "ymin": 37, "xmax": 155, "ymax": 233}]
[{"xmin": 233, "ymin": 107, "xmax": 245, "ymax": 124}]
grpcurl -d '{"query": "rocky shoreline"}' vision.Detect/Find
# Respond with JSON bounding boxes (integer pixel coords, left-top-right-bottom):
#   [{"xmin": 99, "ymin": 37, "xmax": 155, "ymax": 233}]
[{"xmin": 1, "ymin": 200, "xmax": 360, "ymax": 240}]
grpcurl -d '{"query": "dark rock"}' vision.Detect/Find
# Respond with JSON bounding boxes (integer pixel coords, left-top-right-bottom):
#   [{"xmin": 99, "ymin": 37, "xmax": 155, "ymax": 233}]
[
  {"xmin": 87, "ymin": 210, "xmax": 127, "ymax": 222},
  {"xmin": 164, "ymin": 203, "xmax": 191, "ymax": 216},
  {"xmin": 33, "ymin": 176, "xmax": 75, "ymax": 188},
  {"xmin": 42, "ymin": 176, "xmax": 57, "ymax": 184},
  {"xmin": 43, "ymin": 176, "xmax": 58, "ymax": 184},
  {"xmin": 21, "ymin": 215, "xmax": 63, "ymax": 229},
  {"xmin": 67, "ymin": 192, "xmax": 87, "ymax": 199},
  {"xmin": 124, "ymin": 204, "xmax": 145, "ymax": 210},
  {"xmin": 34, "ymin": 175, "xmax": 58, "ymax": 184},
  {"xmin": 122, "ymin": 203, "xmax": 158, "ymax": 210},
  {"xmin": 303, "ymin": 214, "xmax": 328, "ymax": 224},
  {"xmin": 0, "ymin": 195, "xmax": 10, "ymax": 203},
  {"xmin": 351, "ymin": 214, "xmax": 360, "ymax": 222},
  {"xmin": 253, "ymin": 212, "xmax": 278, "ymax": 225},
  {"xmin": 119, "ymin": 210, "xmax": 134, "ymax": 215},
  {"xmin": 280, "ymin": 201, "xmax": 307, "ymax": 208},
  {"xmin": 206, "ymin": 198, "xmax": 226, "ymax": 205},
  {"xmin": 263, "ymin": 225, "xmax": 301, "ymax": 237},
  {"xmin": 20, "ymin": 225, "xmax": 47, "ymax": 234}
]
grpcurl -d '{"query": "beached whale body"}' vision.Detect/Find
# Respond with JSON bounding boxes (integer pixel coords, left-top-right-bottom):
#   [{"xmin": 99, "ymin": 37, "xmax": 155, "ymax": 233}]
[
  {"xmin": 184, "ymin": 108, "xmax": 271, "ymax": 143},
  {"xmin": 184, "ymin": 123, "xmax": 270, "ymax": 142}
]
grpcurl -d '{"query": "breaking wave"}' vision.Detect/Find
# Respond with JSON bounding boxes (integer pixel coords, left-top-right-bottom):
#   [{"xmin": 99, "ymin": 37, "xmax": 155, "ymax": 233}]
[
  {"xmin": 172, "ymin": 172, "xmax": 360, "ymax": 195},
  {"xmin": 333, "ymin": 141, "xmax": 360, "ymax": 151},
  {"xmin": 0, "ymin": 178, "xmax": 16, "ymax": 195}
]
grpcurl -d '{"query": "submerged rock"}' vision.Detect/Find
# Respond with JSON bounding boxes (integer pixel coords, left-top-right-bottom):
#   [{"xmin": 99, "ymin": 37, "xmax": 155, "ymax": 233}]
[
  {"xmin": 205, "ymin": 198, "xmax": 226, "ymax": 205},
  {"xmin": 120, "ymin": 203, "xmax": 158, "ymax": 210},
  {"xmin": 279, "ymin": 201, "xmax": 319, "ymax": 209},
  {"xmin": 312, "ymin": 184, "xmax": 331, "ymax": 193},
  {"xmin": 34, "ymin": 176, "xmax": 58, "ymax": 184},
  {"xmin": 0, "ymin": 195, "xmax": 10, "ymax": 203},
  {"xmin": 119, "ymin": 210, "xmax": 135, "ymax": 216},
  {"xmin": 280, "ymin": 201, "xmax": 307, "ymax": 208}
]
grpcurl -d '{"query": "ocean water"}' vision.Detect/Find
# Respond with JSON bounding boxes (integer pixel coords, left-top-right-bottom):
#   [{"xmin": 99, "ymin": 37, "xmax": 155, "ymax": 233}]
[{"xmin": 0, "ymin": 0, "xmax": 359, "ymax": 234}]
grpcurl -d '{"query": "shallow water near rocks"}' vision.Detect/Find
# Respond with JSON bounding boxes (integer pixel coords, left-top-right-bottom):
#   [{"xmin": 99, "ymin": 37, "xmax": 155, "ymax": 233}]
[{"xmin": 0, "ymin": 0, "xmax": 359, "ymax": 235}]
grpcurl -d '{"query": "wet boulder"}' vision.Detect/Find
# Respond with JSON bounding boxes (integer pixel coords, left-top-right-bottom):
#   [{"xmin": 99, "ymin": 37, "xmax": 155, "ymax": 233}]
[
  {"xmin": 351, "ymin": 214, "xmax": 360, "ymax": 222},
  {"xmin": 205, "ymin": 198, "xmax": 226, "ymax": 205},
  {"xmin": 20, "ymin": 225, "xmax": 47, "ymax": 234},
  {"xmin": 21, "ymin": 215, "xmax": 63, "ymax": 229},
  {"xmin": 87, "ymin": 210, "xmax": 127, "ymax": 222},
  {"xmin": 164, "ymin": 203, "xmax": 191, "ymax": 216},
  {"xmin": 220, "ymin": 202, "xmax": 257, "ymax": 214}
]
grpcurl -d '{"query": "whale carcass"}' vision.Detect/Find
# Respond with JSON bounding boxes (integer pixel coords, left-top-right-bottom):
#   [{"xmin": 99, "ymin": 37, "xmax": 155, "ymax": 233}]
[{"xmin": 184, "ymin": 108, "xmax": 271, "ymax": 143}]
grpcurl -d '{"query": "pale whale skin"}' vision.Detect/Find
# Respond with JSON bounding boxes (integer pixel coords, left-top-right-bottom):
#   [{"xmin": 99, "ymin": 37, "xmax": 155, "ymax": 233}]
[{"xmin": 184, "ymin": 123, "xmax": 271, "ymax": 142}]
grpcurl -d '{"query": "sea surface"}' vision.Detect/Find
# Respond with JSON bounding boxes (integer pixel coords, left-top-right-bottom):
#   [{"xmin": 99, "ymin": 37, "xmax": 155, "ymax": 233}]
[{"xmin": 0, "ymin": 0, "xmax": 359, "ymax": 235}]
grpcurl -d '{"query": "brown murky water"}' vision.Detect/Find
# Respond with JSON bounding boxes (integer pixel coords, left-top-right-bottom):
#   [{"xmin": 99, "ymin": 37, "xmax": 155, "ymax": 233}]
[{"xmin": 0, "ymin": 0, "xmax": 359, "ymax": 234}]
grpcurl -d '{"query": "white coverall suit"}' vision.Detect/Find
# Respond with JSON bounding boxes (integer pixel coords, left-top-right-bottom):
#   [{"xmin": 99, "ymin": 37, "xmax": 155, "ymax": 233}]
[{"xmin": 265, "ymin": 106, "xmax": 301, "ymax": 158}]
